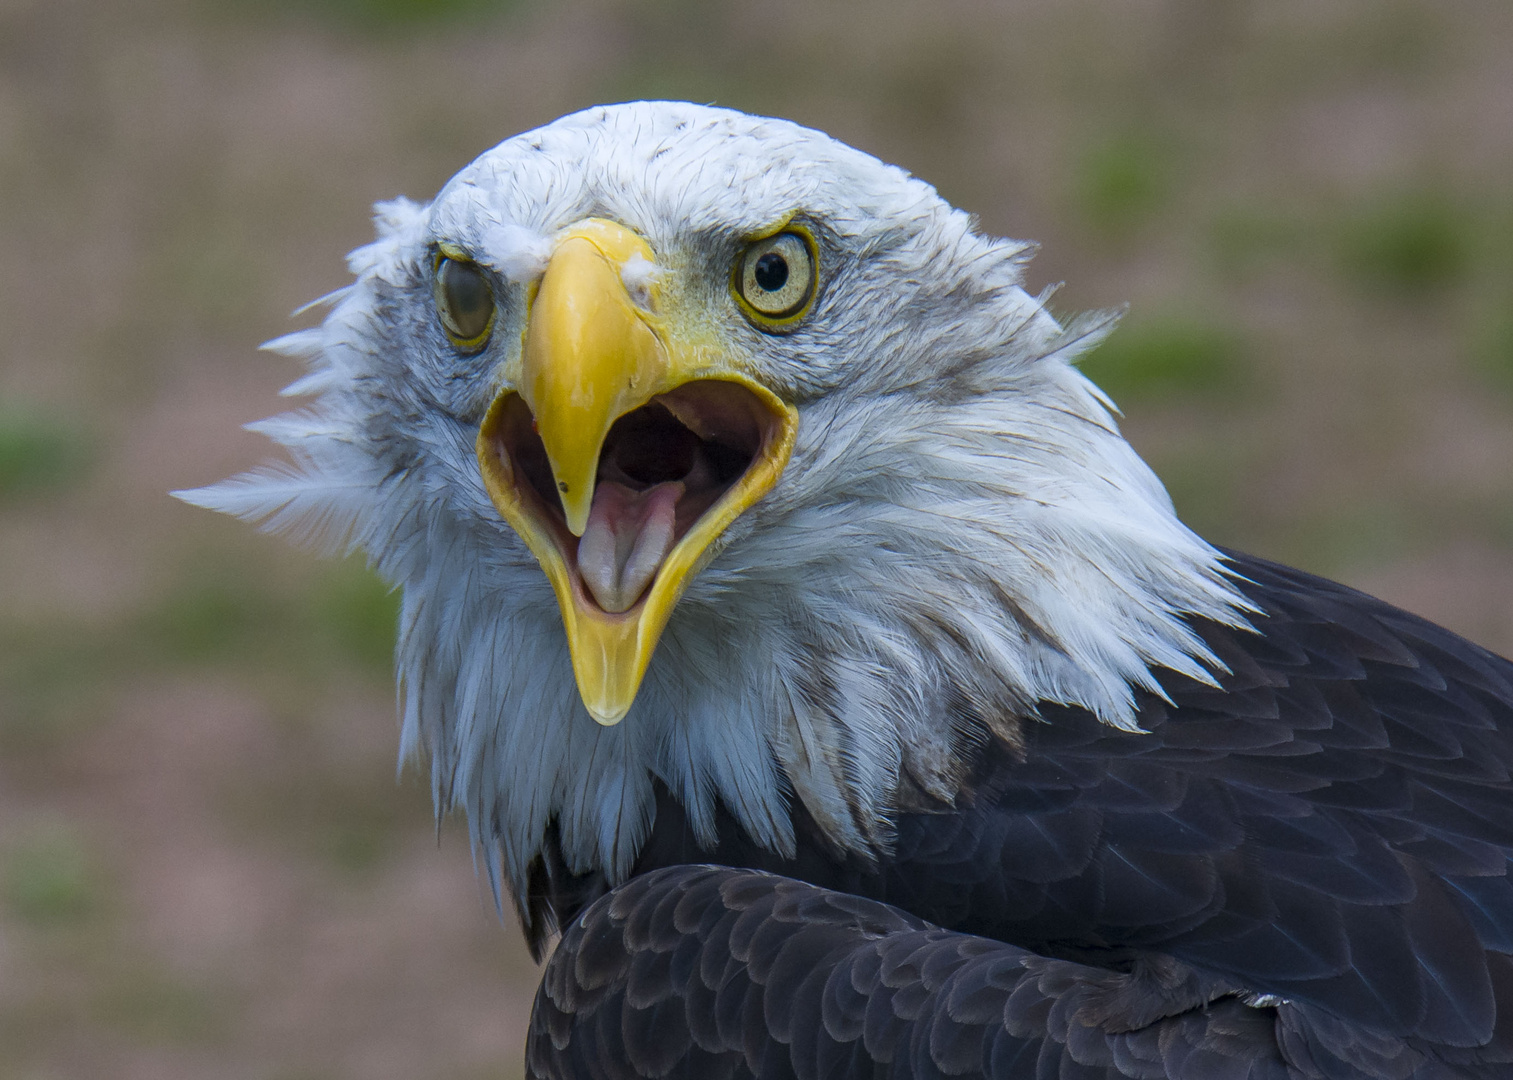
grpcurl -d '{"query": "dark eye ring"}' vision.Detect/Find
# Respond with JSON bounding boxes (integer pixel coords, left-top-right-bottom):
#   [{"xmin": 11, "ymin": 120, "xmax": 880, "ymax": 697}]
[{"xmin": 433, "ymin": 251, "xmax": 496, "ymax": 350}]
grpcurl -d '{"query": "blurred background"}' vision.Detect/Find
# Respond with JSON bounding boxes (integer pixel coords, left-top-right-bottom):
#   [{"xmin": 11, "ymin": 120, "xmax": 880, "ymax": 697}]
[{"xmin": 2, "ymin": 0, "xmax": 1512, "ymax": 1076}]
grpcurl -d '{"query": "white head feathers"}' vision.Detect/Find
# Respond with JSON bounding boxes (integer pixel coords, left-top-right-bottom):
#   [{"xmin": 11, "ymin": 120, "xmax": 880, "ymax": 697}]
[{"xmin": 176, "ymin": 102, "xmax": 1251, "ymax": 915}]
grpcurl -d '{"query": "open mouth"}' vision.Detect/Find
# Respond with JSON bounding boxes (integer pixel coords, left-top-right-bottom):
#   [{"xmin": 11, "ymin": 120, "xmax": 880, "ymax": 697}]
[
  {"xmin": 471, "ymin": 215, "xmax": 802, "ymax": 722},
  {"xmin": 483, "ymin": 379, "xmax": 779, "ymax": 615}
]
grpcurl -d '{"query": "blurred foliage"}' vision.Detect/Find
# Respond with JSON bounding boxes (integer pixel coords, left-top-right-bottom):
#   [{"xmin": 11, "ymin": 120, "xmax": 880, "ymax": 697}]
[
  {"xmin": 4, "ymin": 826, "xmax": 99, "ymax": 926},
  {"xmin": 0, "ymin": 411, "xmax": 90, "ymax": 502},
  {"xmin": 228, "ymin": 772, "xmax": 411, "ymax": 876},
  {"xmin": 1337, "ymin": 191, "xmax": 1471, "ymax": 295},
  {"xmin": 211, "ymin": 0, "xmax": 519, "ymax": 33},
  {"xmin": 94, "ymin": 967, "xmax": 226, "ymax": 1045},
  {"xmin": 1152, "ymin": 446, "xmax": 1246, "ymax": 542},
  {"xmin": 1334, "ymin": 2, "xmax": 1445, "ymax": 81},
  {"xmin": 1077, "ymin": 316, "xmax": 1247, "ymax": 403},
  {"xmin": 1206, "ymin": 206, "xmax": 1307, "ymax": 279},
  {"xmin": 143, "ymin": 576, "xmax": 294, "ymax": 665},
  {"xmin": 1279, "ymin": 501, "xmax": 1418, "ymax": 577},
  {"xmin": 1478, "ymin": 305, "xmax": 1513, "ymax": 390},
  {"xmin": 0, "ymin": 558, "xmax": 397, "ymax": 757},
  {"xmin": 1246, "ymin": 1, "xmax": 1446, "ymax": 92},
  {"xmin": 0, "ymin": 626, "xmax": 110, "ymax": 755},
  {"xmin": 312, "ymin": 561, "xmax": 403, "ymax": 671},
  {"xmin": 1073, "ymin": 134, "xmax": 1172, "ymax": 239},
  {"xmin": 139, "ymin": 558, "xmax": 398, "ymax": 674}
]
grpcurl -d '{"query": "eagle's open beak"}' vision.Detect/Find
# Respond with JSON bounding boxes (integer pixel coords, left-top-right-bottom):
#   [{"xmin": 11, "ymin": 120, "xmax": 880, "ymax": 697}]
[{"xmin": 476, "ymin": 219, "xmax": 798, "ymax": 724}]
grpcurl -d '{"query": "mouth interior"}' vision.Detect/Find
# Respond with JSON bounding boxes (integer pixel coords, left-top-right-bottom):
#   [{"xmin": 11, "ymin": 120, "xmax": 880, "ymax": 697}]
[{"xmin": 491, "ymin": 380, "xmax": 773, "ymax": 614}]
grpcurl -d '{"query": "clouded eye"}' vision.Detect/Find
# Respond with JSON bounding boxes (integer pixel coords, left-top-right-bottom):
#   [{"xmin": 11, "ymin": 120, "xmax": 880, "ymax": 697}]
[
  {"xmin": 433, "ymin": 253, "xmax": 496, "ymax": 350},
  {"xmin": 734, "ymin": 231, "xmax": 816, "ymax": 328}
]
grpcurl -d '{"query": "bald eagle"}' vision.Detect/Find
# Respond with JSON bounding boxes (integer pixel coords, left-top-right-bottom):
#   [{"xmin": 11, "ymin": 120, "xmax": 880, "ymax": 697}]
[{"xmin": 177, "ymin": 103, "xmax": 1513, "ymax": 1078}]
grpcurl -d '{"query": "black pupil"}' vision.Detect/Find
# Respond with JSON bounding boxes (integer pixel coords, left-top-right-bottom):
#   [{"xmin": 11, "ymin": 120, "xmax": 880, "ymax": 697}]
[
  {"xmin": 753, "ymin": 251, "xmax": 789, "ymax": 292},
  {"xmin": 443, "ymin": 260, "xmax": 491, "ymax": 333}
]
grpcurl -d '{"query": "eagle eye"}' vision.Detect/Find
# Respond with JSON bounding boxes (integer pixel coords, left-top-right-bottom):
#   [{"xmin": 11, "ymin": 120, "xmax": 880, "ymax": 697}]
[
  {"xmin": 433, "ymin": 252, "xmax": 496, "ymax": 350},
  {"xmin": 734, "ymin": 230, "xmax": 816, "ymax": 328}
]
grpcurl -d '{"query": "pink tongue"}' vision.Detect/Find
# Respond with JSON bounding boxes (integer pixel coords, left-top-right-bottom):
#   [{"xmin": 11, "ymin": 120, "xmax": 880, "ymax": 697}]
[{"xmin": 576, "ymin": 481, "xmax": 683, "ymax": 613}]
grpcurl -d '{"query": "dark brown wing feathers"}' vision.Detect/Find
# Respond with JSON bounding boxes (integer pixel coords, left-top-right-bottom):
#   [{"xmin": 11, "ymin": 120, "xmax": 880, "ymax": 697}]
[{"xmin": 526, "ymin": 552, "xmax": 1513, "ymax": 1076}]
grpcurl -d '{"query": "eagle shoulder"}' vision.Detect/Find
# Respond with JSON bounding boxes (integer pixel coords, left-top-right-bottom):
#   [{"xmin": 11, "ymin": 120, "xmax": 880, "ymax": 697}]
[{"xmin": 530, "ymin": 550, "xmax": 1513, "ymax": 1068}]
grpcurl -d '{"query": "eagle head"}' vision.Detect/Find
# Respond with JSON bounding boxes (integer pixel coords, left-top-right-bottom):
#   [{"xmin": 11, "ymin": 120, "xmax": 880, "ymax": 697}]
[{"xmin": 177, "ymin": 102, "xmax": 1247, "ymax": 926}]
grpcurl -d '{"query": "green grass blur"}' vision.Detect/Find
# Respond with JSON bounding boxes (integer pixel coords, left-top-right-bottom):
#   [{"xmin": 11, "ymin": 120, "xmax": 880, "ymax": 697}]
[
  {"xmin": 1078, "ymin": 316, "xmax": 1247, "ymax": 401},
  {"xmin": 0, "ymin": 413, "xmax": 90, "ymax": 503},
  {"xmin": 1338, "ymin": 190, "xmax": 1471, "ymax": 294},
  {"xmin": 210, "ymin": 0, "xmax": 521, "ymax": 32},
  {"xmin": 5, "ymin": 826, "xmax": 99, "ymax": 926}
]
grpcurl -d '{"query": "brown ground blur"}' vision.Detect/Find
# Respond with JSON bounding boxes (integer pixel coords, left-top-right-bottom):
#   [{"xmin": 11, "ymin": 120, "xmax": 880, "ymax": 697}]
[{"xmin": 2, "ymin": 1, "xmax": 1512, "ymax": 1076}]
